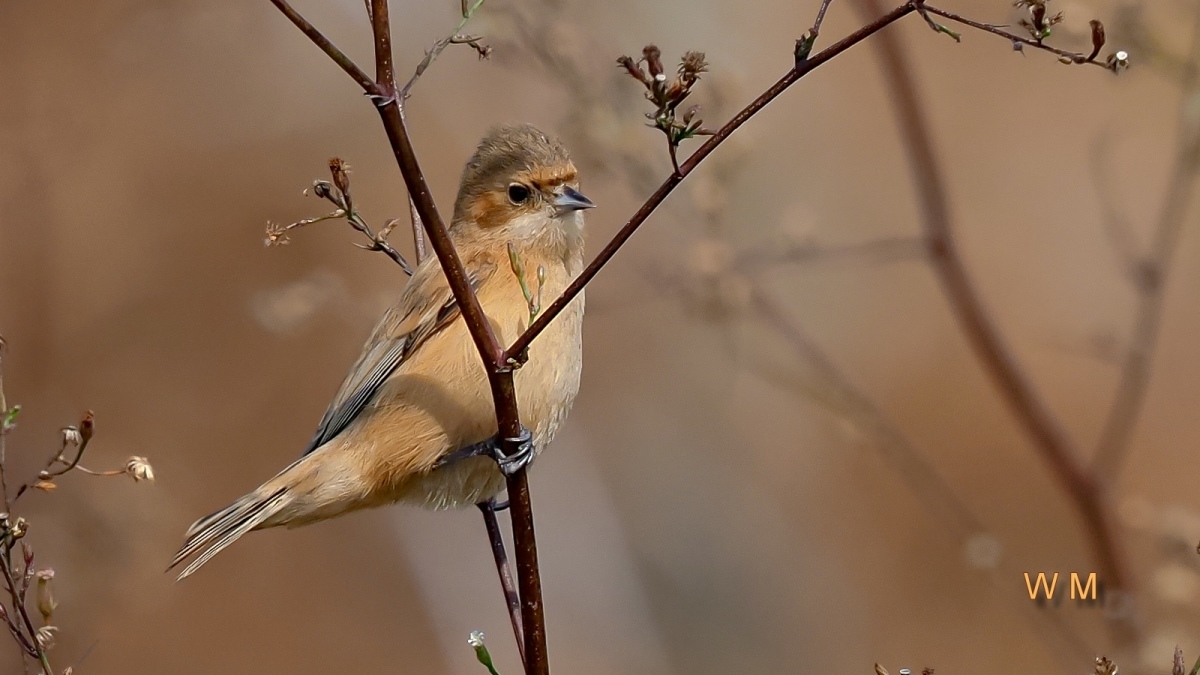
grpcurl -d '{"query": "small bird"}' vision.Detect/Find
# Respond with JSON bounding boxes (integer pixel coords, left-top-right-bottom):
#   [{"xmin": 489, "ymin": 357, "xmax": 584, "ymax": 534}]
[{"xmin": 170, "ymin": 124, "xmax": 593, "ymax": 579}]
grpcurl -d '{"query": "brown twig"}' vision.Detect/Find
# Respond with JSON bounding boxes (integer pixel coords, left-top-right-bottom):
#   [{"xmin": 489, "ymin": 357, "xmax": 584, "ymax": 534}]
[
  {"xmin": 399, "ymin": 0, "xmax": 489, "ymax": 101},
  {"xmin": 920, "ymin": 5, "xmax": 1116, "ymax": 69},
  {"xmin": 270, "ymin": 1, "xmax": 544, "ymax": 670},
  {"xmin": 0, "ymin": 547, "xmax": 48, "ymax": 672},
  {"xmin": 11, "ymin": 412, "xmax": 95, "ymax": 505},
  {"xmin": 796, "ymin": 0, "xmax": 839, "ymax": 63},
  {"xmin": 267, "ymin": 0, "xmax": 375, "ymax": 91},
  {"xmin": 478, "ymin": 500, "xmax": 525, "ymax": 668},
  {"xmin": 853, "ymin": 0, "xmax": 1135, "ymax": 644},
  {"xmin": 0, "ymin": 336, "xmax": 11, "ymax": 513}
]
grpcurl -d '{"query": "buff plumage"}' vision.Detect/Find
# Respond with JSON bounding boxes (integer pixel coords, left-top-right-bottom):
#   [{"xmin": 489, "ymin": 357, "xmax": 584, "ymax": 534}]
[{"xmin": 170, "ymin": 124, "xmax": 590, "ymax": 579}]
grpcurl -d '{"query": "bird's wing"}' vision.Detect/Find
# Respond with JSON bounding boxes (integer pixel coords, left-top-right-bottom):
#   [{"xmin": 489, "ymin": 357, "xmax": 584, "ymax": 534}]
[{"xmin": 300, "ymin": 258, "xmax": 495, "ymax": 456}]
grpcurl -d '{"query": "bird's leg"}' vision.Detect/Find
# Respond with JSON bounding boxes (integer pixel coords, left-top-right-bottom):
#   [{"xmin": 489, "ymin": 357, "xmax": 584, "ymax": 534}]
[
  {"xmin": 477, "ymin": 499, "xmax": 526, "ymax": 667},
  {"xmin": 434, "ymin": 427, "xmax": 535, "ymax": 476}
]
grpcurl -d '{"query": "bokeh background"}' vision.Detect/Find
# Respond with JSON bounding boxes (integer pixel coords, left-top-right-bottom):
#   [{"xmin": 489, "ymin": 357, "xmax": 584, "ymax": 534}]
[{"xmin": 1, "ymin": 0, "xmax": 1198, "ymax": 672}]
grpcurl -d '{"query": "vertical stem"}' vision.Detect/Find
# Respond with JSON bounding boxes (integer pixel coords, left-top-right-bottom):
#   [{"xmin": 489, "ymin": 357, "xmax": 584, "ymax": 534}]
[
  {"xmin": 505, "ymin": 470, "xmax": 546, "ymax": 674},
  {"xmin": 479, "ymin": 502, "xmax": 526, "ymax": 667}
]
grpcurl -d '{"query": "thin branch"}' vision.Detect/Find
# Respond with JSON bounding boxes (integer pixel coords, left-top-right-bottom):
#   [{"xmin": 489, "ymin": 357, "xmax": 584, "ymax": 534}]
[
  {"xmin": 810, "ymin": 0, "xmax": 837, "ymax": 39},
  {"xmin": 796, "ymin": 0, "xmax": 838, "ymax": 62},
  {"xmin": 399, "ymin": 0, "xmax": 488, "ymax": 101},
  {"xmin": 268, "ymin": 0, "xmax": 376, "ymax": 93},
  {"xmin": 1092, "ymin": 6, "xmax": 1200, "ymax": 480},
  {"xmin": 921, "ymin": 5, "xmax": 1113, "ymax": 69},
  {"xmin": 479, "ymin": 501, "xmax": 525, "ymax": 668},
  {"xmin": 505, "ymin": 0, "xmax": 920, "ymax": 362},
  {"xmin": 309, "ymin": 168, "xmax": 416, "ymax": 275},
  {"xmin": 0, "ymin": 335, "xmax": 11, "ymax": 513},
  {"xmin": 852, "ymin": 0, "xmax": 1136, "ymax": 644},
  {"xmin": 12, "ymin": 412, "xmax": 94, "ymax": 504},
  {"xmin": 0, "ymin": 557, "xmax": 49, "ymax": 673}
]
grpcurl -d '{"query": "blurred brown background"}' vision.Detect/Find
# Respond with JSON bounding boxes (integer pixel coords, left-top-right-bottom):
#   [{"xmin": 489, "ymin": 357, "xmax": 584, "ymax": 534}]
[{"xmin": 1, "ymin": 0, "xmax": 1197, "ymax": 673}]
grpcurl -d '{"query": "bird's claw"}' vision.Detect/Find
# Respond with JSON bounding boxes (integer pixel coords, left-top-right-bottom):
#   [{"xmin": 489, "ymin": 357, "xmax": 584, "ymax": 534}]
[
  {"xmin": 493, "ymin": 427, "xmax": 534, "ymax": 476},
  {"xmin": 434, "ymin": 427, "xmax": 535, "ymax": 475}
]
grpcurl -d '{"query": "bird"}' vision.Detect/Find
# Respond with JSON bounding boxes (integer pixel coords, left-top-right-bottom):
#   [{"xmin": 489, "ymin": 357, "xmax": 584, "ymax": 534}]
[{"xmin": 170, "ymin": 124, "xmax": 593, "ymax": 580}]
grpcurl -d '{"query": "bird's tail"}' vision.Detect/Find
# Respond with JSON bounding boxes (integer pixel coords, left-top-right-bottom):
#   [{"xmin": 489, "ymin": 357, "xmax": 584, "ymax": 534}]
[
  {"xmin": 168, "ymin": 482, "xmax": 289, "ymax": 578},
  {"xmin": 169, "ymin": 469, "xmax": 298, "ymax": 581}
]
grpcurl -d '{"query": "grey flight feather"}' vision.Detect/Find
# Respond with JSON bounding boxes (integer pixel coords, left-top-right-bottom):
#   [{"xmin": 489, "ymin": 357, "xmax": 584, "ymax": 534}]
[{"xmin": 300, "ymin": 267, "xmax": 489, "ymax": 457}]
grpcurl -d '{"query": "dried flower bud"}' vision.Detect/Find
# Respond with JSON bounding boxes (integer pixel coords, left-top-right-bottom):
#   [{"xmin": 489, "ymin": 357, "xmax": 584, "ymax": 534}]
[
  {"xmin": 1087, "ymin": 19, "xmax": 1106, "ymax": 62},
  {"xmin": 1174, "ymin": 647, "xmax": 1185, "ymax": 675},
  {"xmin": 682, "ymin": 105, "xmax": 700, "ymax": 124},
  {"xmin": 329, "ymin": 158, "xmax": 351, "ymax": 195},
  {"xmin": 679, "ymin": 51, "xmax": 709, "ymax": 85},
  {"xmin": 33, "ymin": 480, "xmax": 56, "ymax": 492},
  {"xmin": 9, "ymin": 517, "xmax": 27, "ymax": 540},
  {"xmin": 1094, "ymin": 656, "xmax": 1118, "ymax": 675},
  {"xmin": 36, "ymin": 570, "xmax": 57, "ymax": 623},
  {"xmin": 1031, "ymin": 5, "xmax": 1046, "ymax": 30},
  {"xmin": 312, "ymin": 180, "xmax": 333, "ymax": 200},
  {"xmin": 125, "ymin": 456, "xmax": 155, "ymax": 482},
  {"xmin": 643, "ymin": 44, "xmax": 664, "ymax": 78},
  {"xmin": 61, "ymin": 426, "xmax": 82, "ymax": 446},
  {"xmin": 875, "ymin": 665, "xmax": 890, "ymax": 675},
  {"xmin": 74, "ymin": 412, "xmax": 94, "ymax": 455},
  {"xmin": 617, "ymin": 55, "xmax": 648, "ymax": 84}
]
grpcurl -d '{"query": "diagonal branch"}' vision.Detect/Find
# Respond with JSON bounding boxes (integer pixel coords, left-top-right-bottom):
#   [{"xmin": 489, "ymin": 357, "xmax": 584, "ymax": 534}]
[
  {"xmin": 268, "ymin": 0, "xmax": 375, "ymax": 91},
  {"xmin": 852, "ymin": 0, "xmax": 1135, "ymax": 644},
  {"xmin": 504, "ymin": 1, "xmax": 919, "ymax": 362}
]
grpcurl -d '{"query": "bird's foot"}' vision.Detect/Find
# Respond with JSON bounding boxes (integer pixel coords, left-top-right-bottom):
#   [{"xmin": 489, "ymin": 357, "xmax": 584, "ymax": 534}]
[
  {"xmin": 493, "ymin": 428, "xmax": 534, "ymax": 475},
  {"xmin": 435, "ymin": 427, "xmax": 535, "ymax": 476}
]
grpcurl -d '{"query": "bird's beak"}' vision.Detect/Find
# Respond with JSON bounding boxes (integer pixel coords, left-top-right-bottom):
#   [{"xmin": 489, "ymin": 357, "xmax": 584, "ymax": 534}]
[{"xmin": 553, "ymin": 186, "xmax": 595, "ymax": 214}]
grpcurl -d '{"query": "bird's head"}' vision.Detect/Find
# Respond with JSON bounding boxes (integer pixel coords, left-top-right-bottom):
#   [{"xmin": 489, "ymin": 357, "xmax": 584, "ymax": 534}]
[{"xmin": 452, "ymin": 124, "xmax": 594, "ymax": 248}]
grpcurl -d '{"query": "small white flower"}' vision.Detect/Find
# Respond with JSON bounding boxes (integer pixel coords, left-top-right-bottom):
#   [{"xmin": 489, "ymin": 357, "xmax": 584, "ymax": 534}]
[
  {"xmin": 467, "ymin": 630, "xmax": 485, "ymax": 648},
  {"xmin": 125, "ymin": 456, "xmax": 155, "ymax": 482},
  {"xmin": 61, "ymin": 426, "xmax": 82, "ymax": 446},
  {"xmin": 35, "ymin": 625, "xmax": 58, "ymax": 650},
  {"xmin": 653, "ymin": 73, "xmax": 666, "ymax": 82}
]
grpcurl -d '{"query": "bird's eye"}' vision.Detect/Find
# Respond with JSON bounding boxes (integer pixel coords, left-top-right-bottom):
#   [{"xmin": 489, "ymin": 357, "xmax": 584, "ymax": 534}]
[{"xmin": 507, "ymin": 183, "xmax": 531, "ymax": 205}]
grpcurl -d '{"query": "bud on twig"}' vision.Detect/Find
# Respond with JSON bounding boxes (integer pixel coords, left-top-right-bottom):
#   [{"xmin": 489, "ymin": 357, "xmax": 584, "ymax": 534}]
[
  {"xmin": 36, "ymin": 570, "xmax": 57, "ymax": 624},
  {"xmin": 1087, "ymin": 19, "xmax": 1106, "ymax": 62},
  {"xmin": 329, "ymin": 157, "xmax": 351, "ymax": 196}
]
